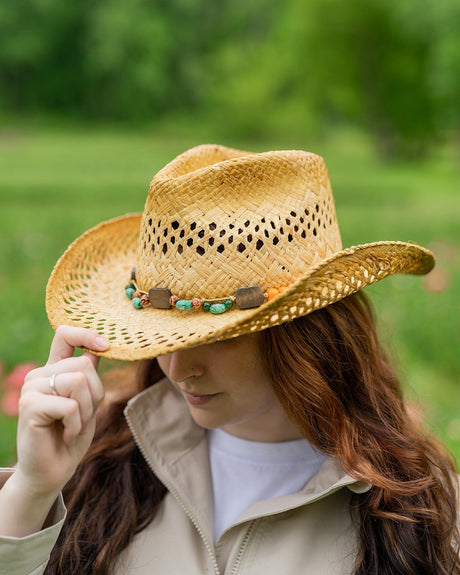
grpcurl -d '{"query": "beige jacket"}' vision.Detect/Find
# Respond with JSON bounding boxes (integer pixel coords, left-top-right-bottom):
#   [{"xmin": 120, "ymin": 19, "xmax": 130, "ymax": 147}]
[{"xmin": 0, "ymin": 379, "xmax": 373, "ymax": 575}]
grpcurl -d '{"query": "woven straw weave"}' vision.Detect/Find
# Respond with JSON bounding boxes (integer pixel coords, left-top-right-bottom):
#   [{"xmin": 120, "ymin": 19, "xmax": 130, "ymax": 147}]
[{"xmin": 46, "ymin": 145, "xmax": 434, "ymax": 360}]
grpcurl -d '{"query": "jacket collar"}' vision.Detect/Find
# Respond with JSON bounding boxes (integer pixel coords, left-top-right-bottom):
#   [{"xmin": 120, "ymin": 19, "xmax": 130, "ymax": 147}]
[{"xmin": 124, "ymin": 378, "xmax": 371, "ymax": 541}]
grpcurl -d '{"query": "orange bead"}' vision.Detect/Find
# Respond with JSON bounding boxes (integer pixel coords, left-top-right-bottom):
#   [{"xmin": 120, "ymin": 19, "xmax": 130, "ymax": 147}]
[
  {"xmin": 266, "ymin": 287, "xmax": 280, "ymax": 301},
  {"xmin": 277, "ymin": 286, "xmax": 287, "ymax": 294},
  {"xmin": 140, "ymin": 294, "xmax": 150, "ymax": 307}
]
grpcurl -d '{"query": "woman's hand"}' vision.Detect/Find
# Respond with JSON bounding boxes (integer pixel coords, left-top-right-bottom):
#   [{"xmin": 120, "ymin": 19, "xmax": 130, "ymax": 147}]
[
  {"xmin": 0, "ymin": 326, "xmax": 109, "ymax": 537},
  {"xmin": 16, "ymin": 325, "xmax": 109, "ymax": 494}
]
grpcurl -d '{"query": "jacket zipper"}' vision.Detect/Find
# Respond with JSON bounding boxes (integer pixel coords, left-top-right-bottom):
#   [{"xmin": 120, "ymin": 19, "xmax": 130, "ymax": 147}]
[
  {"xmin": 229, "ymin": 519, "xmax": 257, "ymax": 575},
  {"xmin": 228, "ymin": 484, "xmax": 345, "ymax": 574},
  {"xmin": 125, "ymin": 417, "xmax": 221, "ymax": 575}
]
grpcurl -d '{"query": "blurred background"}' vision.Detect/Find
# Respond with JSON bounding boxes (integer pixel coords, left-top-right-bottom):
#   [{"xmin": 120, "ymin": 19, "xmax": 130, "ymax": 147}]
[{"xmin": 0, "ymin": 0, "xmax": 459, "ymax": 465}]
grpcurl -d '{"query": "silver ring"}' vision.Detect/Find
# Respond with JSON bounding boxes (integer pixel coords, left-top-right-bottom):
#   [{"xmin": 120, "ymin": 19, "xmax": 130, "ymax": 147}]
[{"xmin": 49, "ymin": 373, "xmax": 59, "ymax": 396}]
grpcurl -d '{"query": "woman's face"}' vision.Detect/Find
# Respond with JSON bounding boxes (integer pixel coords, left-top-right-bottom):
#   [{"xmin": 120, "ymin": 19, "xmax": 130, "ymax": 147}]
[{"xmin": 157, "ymin": 333, "xmax": 301, "ymax": 442}]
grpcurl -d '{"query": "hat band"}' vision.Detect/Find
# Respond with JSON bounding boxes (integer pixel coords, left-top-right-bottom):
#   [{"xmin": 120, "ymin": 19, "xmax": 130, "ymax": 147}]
[{"xmin": 125, "ymin": 269, "xmax": 287, "ymax": 314}]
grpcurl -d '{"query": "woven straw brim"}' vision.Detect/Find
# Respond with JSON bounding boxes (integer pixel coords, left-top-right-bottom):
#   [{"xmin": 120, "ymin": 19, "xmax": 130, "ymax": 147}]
[{"xmin": 46, "ymin": 214, "xmax": 434, "ymax": 361}]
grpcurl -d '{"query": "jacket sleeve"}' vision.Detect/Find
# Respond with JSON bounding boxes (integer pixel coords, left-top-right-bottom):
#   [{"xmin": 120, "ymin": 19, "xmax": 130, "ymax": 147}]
[{"xmin": 0, "ymin": 469, "xmax": 66, "ymax": 575}]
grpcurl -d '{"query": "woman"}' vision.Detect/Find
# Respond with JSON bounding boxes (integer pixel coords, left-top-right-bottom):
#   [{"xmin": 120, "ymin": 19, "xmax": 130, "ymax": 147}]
[{"xmin": 0, "ymin": 145, "xmax": 458, "ymax": 574}]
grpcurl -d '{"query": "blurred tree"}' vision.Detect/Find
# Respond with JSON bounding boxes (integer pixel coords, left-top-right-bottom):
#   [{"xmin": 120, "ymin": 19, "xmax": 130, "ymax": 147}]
[
  {"xmin": 303, "ymin": 0, "xmax": 439, "ymax": 159},
  {"xmin": 428, "ymin": 0, "xmax": 460, "ymax": 142},
  {"xmin": 0, "ymin": 0, "xmax": 89, "ymax": 115},
  {"xmin": 203, "ymin": 0, "xmax": 283, "ymax": 137},
  {"xmin": 82, "ymin": 0, "xmax": 175, "ymax": 120},
  {"xmin": 206, "ymin": 0, "xmax": 443, "ymax": 158}
]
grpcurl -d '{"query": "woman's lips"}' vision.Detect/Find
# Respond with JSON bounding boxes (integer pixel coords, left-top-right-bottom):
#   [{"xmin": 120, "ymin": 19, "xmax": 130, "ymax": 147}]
[{"xmin": 183, "ymin": 391, "xmax": 220, "ymax": 406}]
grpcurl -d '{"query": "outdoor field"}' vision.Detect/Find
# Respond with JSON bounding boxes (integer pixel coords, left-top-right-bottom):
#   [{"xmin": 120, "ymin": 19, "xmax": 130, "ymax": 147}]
[{"xmin": 0, "ymin": 125, "xmax": 459, "ymax": 466}]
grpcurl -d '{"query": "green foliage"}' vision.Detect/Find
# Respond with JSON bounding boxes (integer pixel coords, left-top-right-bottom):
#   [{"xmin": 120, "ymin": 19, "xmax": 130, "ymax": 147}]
[
  {"xmin": 428, "ymin": 0, "xmax": 460, "ymax": 128},
  {"xmin": 0, "ymin": 0, "xmax": 459, "ymax": 156},
  {"xmin": 206, "ymin": 0, "xmax": 443, "ymax": 156},
  {"xmin": 84, "ymin": 0, "xmax": 174, "ymax": 119}
]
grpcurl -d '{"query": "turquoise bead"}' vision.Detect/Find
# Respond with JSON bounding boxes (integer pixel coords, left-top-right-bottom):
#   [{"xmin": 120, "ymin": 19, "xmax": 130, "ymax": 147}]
[
  {"xmin": 125, "ymin": 287, "xmax": 135, "ymax": 299},
  {"xmin": 224, "ymin": 299, "xmax": 233, "ymax": 309},
  {"xmin": 202, "ymin": 301, "xmax": 211, "ymax": 311},
  {"xmin": 210, "ymin": 303, "xmax": 226, "ymax": 314},
  {"xmin": 176, "ymin": 299, "xmax": 193, "ymax": 311},
  {"xmin": 132, "ymin": 297, "xmax": 143, "ymax": 309}
]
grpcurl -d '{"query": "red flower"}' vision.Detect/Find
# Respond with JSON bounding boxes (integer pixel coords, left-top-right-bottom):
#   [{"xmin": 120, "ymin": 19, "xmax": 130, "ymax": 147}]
[{"xmin": 1, "ymin": 362, "xmax": 38, "ymax": 417}]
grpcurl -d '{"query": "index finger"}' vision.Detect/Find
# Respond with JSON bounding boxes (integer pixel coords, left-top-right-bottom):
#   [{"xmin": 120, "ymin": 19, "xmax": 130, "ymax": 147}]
[{"xmin": 47, "ymin": 325, "xmax": 109, "ymax": 366}]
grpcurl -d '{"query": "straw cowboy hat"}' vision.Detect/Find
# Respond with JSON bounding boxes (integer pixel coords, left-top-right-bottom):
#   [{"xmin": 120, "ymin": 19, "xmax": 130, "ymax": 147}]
[{"xmin": 46, "ymin": 144, "xmax": 435, "ymax": 361}]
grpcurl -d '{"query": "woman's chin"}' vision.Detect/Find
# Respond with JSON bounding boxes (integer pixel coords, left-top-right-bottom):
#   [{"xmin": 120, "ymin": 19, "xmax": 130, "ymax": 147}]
[{"xmin": 187, "ymin": 406, "xmax": 232, "ymax": 431}]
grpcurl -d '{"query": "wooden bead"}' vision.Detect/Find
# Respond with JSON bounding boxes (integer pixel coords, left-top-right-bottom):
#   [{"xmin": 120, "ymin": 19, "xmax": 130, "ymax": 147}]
[
  {"xmin": 149, "ymin": 288, "xmax": 172, "ymax": 309},
  {"xmin": 235, "ymin": 286, "xmax": 265, "ymax": 309}
]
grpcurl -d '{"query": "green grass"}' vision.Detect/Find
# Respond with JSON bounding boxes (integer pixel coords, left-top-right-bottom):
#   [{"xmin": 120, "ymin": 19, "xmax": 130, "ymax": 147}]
[{"xmin": 0, "ymin": 124, "xmax": 459, "ymax": 466}]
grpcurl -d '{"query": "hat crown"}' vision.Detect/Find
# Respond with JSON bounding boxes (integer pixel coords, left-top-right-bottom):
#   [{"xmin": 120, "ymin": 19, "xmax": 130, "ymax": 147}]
[{"xmin": 135, "ymin": 145, "xmax": 342, "ymax": 298}]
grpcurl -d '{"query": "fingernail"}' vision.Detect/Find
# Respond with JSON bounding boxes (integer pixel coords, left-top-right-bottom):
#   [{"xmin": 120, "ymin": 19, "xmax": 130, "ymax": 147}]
[{"xmin": 95, "ymin": 336, "xmax": 109, "ymax": 349}]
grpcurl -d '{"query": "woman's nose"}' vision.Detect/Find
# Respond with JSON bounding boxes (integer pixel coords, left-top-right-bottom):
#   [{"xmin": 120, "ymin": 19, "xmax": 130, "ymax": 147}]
[{"xmin": 167, "ymin": 349, "xmax": 204, "ymax": 382}]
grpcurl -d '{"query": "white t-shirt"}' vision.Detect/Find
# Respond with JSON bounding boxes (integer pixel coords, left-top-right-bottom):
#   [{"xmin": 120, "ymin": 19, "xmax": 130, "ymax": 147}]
[{"xmin": 208, "ymin": 428, "xmax": 326, "ymax": 542}]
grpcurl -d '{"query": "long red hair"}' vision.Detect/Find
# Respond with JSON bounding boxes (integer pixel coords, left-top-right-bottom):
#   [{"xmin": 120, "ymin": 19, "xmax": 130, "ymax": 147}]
[
  {"xmin": 263, "ymin": 292, "xmax": 459, "ymax": 574},
  {"xmin": 46, "ymin": 292, "xmax": 459, "ymax": 574}
]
